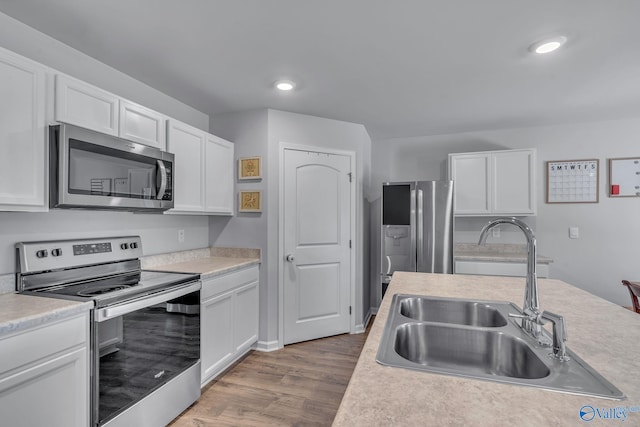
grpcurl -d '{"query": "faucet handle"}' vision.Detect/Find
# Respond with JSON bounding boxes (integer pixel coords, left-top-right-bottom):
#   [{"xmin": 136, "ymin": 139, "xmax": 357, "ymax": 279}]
[
  {"xmin": 540, "ymin": 310, "xmax": 570, "ymax": 362},
  {"xmin": 508, "ymin": 312, "xmax": 530, "ymax": 320}
]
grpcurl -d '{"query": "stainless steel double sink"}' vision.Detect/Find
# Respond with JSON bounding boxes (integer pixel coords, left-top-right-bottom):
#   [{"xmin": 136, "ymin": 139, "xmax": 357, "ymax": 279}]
[{"xmin": 376, "ymin": 294, "xmax": 624, "ymax": 399}]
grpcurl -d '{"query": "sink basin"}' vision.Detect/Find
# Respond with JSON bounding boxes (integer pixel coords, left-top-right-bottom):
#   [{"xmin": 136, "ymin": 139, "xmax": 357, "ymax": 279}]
[
  {"xmin": 377, "ymin": 294, "xmax": 625, "ymax": 400},
  {"xmin": 399, "ymin": 296, "xmax": 507, "ymax": 327},
  {"xmin": 395, "ymin": 323, "xmax": 549, "ymax": 379}
]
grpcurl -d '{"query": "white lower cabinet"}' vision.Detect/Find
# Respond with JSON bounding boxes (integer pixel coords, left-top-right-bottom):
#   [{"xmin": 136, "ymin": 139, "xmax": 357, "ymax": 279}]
[
  {"xmin": 0, "ymin": 313, "xmax": 89, "ymax": 427},
  {"xmin": 454, "ymin": 260, "xmax": 550, "ymax": 278},
  {"xmin": 201, "ymin": 265, "xmax": 259, "ymax": 386}
]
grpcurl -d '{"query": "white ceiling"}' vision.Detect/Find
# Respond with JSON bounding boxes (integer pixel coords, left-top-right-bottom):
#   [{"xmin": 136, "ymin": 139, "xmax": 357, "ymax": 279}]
[{"xmin": 2, "ymin": 0, "xmax": 640, "ymax": 139}]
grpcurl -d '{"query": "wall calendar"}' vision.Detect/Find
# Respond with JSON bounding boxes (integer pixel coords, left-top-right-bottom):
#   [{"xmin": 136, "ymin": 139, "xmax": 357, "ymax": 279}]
[{"xmin": 546, "ymin": 159, "xmax": 599, "ymax": 203}]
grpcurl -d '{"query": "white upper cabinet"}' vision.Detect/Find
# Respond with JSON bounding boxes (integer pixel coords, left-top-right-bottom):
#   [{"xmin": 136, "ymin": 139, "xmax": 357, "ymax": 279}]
[
  {"xmin": 205, "ymin": 134, "xmax": 234, "ymax": 215},
  {"xmin": 56, "ymin": 74, "xmax": 167, "ymax": 149},
  {"xmin": 167, "ymin": 120, "xmax": 206, "ymax": 212},
  {"xmin": 449, "ymin": 153, "xmax": 491, "ymax": 215},
  {"xmin": 0, "ymin": 47, "xmax": 47, "ymax": 211},
  {"xmin": 55, "ymin": 74, "xmax": 119, "ymax": 136},
  {"xmin": 492, "ymin": 149, "xmax": 536, "ymax": 215},
  {"xmin": 119, "ymin": 99, "xmax": 166, "ymax": 149},
  {"xmin": 167, "ymin": 119, "xmax": 235, "ymax": 215},
  {"xmin": 449, "ymin": 148, "xmax": 536, "ymax": 216}
]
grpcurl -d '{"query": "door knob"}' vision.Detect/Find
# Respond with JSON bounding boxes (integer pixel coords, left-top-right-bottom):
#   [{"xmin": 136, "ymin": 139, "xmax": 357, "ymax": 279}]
[{"xmin": 285, "ymin": 254, "xmax": 295, "ymax": 262}]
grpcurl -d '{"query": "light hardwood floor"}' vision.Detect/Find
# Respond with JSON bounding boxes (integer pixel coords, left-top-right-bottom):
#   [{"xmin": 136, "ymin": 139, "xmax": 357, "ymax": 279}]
[{"xmin": 171, "ymin": 321, "xmax": 372, "ymax": 426}]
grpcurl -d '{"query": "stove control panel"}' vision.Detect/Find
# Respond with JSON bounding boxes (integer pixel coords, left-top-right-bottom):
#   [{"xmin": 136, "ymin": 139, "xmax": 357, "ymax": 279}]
[
  {"xmin": 16, "ymin": 236, "xmax": 143, "ymax": 275},
  {"xmin": 73, "ymin": 242, "xmax": 112, "ymax": 256}
]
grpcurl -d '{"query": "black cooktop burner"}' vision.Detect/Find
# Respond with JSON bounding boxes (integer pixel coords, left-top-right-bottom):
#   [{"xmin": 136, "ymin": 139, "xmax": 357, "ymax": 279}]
[
  {"xmin": 77, "ymin": 284, "xmax": 133, "ymax": 297},
  {"xmin": 29, "ymin": 270, "xmax": 200, "ymax": 307}
]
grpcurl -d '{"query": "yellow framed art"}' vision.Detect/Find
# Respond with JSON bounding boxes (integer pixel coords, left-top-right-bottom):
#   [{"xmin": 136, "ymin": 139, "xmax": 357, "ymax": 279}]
[
  {"xmin": 238, "ymin": 156, "xmax": 262, "ymax": 180},
  {"xmin": 238, "ymin": 190, "xmax": 262, "ymax": 212}
]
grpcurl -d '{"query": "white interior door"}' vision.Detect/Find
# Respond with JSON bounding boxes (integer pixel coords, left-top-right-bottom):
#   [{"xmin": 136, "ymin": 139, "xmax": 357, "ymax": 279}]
[{"xmin": 283, "ymin": 149, "xmax": 352, "ymax": 345}]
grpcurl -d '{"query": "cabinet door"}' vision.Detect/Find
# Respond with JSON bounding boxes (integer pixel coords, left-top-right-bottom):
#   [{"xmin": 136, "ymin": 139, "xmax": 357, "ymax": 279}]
[
  {"xmin": 55, "ymin": 74, "xmax": 119, "ymax": 135},
  {"xmin": 201, "ymin": 291, "xmax": 234, "ymax": 383},
  {"xmin": 234, "ymin": 281, "xmax": 259, "ymax": 353},
  {"xmin": 449, "ymin": 153, "xmax": 491, "ymax": 215},
  {"xmin": 205, "ymin": 135, "xmax": 234, "ymax": 215},
  {"xmin": 0, "ymin": 347, "xmax": 88, "ymax": 427},
  {"xmin": 0, "ymin": 48, "xmax": 47, "ymax": 211},
  {"xmin": 492, "ymin": 149, "xmax": 536, "ymax": 215},
  {"xmin": 119, "ymin": 100, "xmax": 166, "ymax": 149},
  {"xmin": 166, "ymin": 120, "xmax": 205, "ymax": 212}
]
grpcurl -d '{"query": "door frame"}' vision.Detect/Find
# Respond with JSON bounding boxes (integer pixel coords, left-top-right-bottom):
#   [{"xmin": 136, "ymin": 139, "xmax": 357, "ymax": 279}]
[{"xmin": 278, "ymin": 142, "xmax": 357, "ymax": 348}]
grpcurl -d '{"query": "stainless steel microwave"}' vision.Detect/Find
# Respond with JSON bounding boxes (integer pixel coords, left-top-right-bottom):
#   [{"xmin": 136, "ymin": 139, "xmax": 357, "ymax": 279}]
[{"xmin": 50, "ymin": 124, "xmax": 174, "ymax": 211}]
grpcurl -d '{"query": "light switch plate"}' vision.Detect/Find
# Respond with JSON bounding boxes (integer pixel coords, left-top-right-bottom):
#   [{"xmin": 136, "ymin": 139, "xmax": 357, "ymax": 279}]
[{"xmin": 569, "ymin": 227, "xmax": 579, "ymax": 239}]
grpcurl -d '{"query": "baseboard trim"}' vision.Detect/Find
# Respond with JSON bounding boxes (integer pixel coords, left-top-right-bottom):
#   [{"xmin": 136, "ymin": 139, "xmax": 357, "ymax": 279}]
[
  {"xmin": 256, "ymin": 340, "xmax": 281, "ymax": 352},
  {"xmin": 354, "ymin": 308, "xmax": 374, "ymax": 333}
]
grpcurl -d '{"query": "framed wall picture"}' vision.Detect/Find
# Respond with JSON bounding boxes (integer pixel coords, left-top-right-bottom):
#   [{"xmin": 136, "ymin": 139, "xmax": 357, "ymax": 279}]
[
  {"xmin": 238, "ymin": 156, "xmax": 262, "ymax": 180},
  {"xmin": 609, "ymin": 157, "xmax": 640, "ymax": 197},
  {"xmin": 546, "ymin": 159, "xmax": 599, "ymax": 203},
  {"xmin": 238, "ymin": 190, "xmax": 262, "ymax": 212}
]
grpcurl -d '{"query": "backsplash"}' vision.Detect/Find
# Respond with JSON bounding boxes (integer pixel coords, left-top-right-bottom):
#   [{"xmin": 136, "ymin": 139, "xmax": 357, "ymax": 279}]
[
  {"xmin": 455, "ymin": 243, "xmax": 527, "ymax": 255},
  {"xmin": 0, "ymin": 274, "xmax": 14, "ymax": 294}
]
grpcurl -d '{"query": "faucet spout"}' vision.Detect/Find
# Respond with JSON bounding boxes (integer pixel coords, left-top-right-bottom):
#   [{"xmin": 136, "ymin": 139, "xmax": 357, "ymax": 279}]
[{"xmin": 478, "ymin": 217, "xmax": 540, "ymax": 336}]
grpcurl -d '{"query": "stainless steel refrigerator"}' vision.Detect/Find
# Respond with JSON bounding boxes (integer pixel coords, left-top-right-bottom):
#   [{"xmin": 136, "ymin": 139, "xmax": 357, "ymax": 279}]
[{"xmin": 381, "ymin": 180, "xmax": 454, "ymax": 296}]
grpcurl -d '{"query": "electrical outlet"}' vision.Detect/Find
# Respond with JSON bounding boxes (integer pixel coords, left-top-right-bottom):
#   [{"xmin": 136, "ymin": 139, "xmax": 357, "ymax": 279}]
[
  {"xmin": 569, "ymin": 227, "xmax": 579, "ymax": 239},
  {"xmin": 492, "ymin": 227, "xmax": 501, "ymax": 238},
  {"xmin": 178, "ymin": 229, "xmax": 185, "ymax": 243}
]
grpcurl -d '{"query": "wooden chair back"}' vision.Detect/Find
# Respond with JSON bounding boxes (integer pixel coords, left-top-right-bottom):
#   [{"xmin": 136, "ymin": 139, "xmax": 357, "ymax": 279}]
[{"xmin": 621, "ymin": 280, "xmax": 640, "ymax": 313}]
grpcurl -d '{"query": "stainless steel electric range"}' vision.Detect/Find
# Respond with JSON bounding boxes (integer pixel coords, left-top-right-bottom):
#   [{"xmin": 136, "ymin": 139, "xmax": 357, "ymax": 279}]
[{"xmin": 15, "ymin": 236, "xmax": 201, "ymax": 427}]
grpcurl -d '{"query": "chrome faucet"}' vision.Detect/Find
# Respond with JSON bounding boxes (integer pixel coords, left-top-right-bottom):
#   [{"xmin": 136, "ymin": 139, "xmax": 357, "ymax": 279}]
[{"xmin": 478, "ymin": 217, "xmax": 569, "ymax": 361}]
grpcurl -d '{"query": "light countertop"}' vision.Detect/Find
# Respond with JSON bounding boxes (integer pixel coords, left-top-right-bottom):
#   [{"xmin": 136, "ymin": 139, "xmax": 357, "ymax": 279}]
[
  {"xmin": 455, "ymin": 243, "xmax": 553, "ymax": 264},
  {"xmin": 0, "ymin": 293, "xmax": 91, "ymax": 338},
  {"xmin": 333, "ymin": 272, "xmax": 640, "ymax": 426},
  {"xmin": 142, "ymin": 247, "xmax": 260, "ymax": 279},
  {"xmin": 0, "ymin": 247, "xmax": 259, "ymax": 338}
]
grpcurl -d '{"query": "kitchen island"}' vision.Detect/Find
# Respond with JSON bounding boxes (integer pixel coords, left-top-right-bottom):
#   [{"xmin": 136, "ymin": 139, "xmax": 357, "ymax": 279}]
[{"xmin": 333, "ymin": 272, "xmax": 640, "ymax": 426}]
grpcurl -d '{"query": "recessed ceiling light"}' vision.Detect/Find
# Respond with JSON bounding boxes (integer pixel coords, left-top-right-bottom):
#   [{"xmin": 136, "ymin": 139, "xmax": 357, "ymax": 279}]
[
  {"xmin": 529, "ymin": 36, "xmax": 567, "ymax": 54},
  {"xmin": 275, "ymin": 80, "xmax": 296, "ymax": 91}
]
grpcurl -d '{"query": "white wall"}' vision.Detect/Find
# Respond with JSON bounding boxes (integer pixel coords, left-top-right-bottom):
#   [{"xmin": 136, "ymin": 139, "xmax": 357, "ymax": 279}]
[
  {"xmin": 209, "ymin": 109, "xmax": 270, "ymax": 342},
  {"xmin": 372, "ymin": 117, "xmax": 640, "ymax": 307},
  {"xmin": 210, "ymin": 109, "xmax": 372, "ymax": 346},
  {"xmin": 0, "ymin": 211, "xmax": 208, "ymax": 274},
  {"xmin": 267, "ymin": 110, "xmax": 373, "ymax": 339},
  {"xmin": 0, "ymin": 12, "xmax": 208, "ymax": 130},
  {"xmin": 0, "ymin": 11, "xmax": 212, "ymax": 277}
]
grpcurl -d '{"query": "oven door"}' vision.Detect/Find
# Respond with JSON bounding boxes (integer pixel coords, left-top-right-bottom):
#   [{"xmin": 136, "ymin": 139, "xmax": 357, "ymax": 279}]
[
  {"xmin": 50, "ymin": 123, "xmax": 174, "ymax": 211},
  {"xmin": 92, "ymin": 281, "xmax": 201, "ymax": 427}
]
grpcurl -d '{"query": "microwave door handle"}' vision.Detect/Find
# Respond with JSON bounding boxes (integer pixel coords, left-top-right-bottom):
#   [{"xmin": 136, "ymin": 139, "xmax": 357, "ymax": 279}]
[{"xmin": 156, "ymin": 160, "xmax": 167, "ymax": 200}]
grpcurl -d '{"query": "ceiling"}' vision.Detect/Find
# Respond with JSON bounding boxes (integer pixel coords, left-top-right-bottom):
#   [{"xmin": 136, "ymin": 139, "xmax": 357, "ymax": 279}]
[{"xmin": 1, "ymin": 0, "xmax": 640, "ymax": 139}]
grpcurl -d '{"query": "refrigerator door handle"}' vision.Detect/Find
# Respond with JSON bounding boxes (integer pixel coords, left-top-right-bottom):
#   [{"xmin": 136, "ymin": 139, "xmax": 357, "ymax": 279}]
[
  {"xmin": 416, "ymin": 189, "xmax": 424, "ymax": 270},
  {"xmin": 410, "ymin": 189, "xmax": 417, "ymax": 272}
]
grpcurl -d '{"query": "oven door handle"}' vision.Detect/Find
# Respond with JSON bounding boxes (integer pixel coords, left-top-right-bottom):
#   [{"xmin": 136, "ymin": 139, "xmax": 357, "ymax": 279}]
[{"xmin": 95, "ymin": 281, "xmax": 201, "ymax": 322}]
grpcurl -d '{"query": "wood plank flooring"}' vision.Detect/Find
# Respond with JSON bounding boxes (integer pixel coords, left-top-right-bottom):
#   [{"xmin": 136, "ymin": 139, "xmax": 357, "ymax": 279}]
[{"xmin": 170, "ymin": 321, "xmax": 371, "ymax": 427}]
